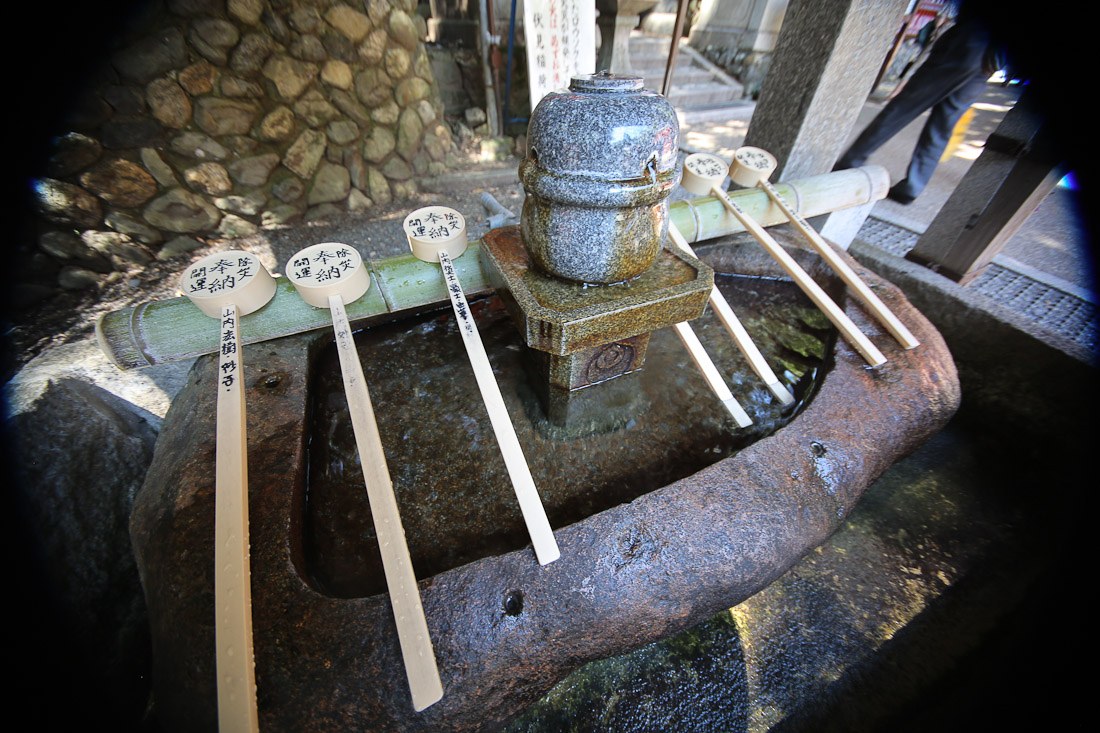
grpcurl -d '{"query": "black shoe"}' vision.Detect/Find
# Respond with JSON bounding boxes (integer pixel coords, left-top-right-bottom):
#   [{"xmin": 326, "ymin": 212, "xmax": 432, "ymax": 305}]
[{"xmin": 887, "ymin": 184, "xmax": 915, "ymax": 204}]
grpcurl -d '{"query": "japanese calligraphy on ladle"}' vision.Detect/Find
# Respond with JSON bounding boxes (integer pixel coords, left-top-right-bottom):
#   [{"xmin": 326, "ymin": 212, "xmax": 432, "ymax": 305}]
[
  {"xmin": 735, "ymin": 147, "xmax": 774, "ymax": 173},
  {"xmin": 404, "ymin": 207, "xmax": 465, "ymax": 242},
  {"xmin": 287, "ymin": 245, "xmax": 358, "ymax": 286},
  {"xmin": 184, "ymin": 255, "xmax": 258, "ymax": 296},
  {"xmin": 685, "ymin": 153, "xmax": 728, "ymax": 181},
  {"xmin": 218, "ymin": 307, "xmax": 240, "ymax": 393}
]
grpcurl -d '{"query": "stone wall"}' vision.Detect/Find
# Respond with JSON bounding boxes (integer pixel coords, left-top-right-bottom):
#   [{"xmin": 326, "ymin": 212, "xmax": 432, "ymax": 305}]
[{"xmin": 28, "ymin": 0, "xmax": 455, "ymax": 300}]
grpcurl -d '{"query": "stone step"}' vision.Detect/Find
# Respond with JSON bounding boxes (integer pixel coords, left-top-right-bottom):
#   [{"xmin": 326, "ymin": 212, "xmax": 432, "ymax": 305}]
[
  {"xmin": 663, "ymin": 83, "xmax": 744, "ymax": 109},
  {"xmin": 638, "ymin": 68, "xmax": 736, "ymax": 90},
  {"xmin": 624, "ymin": 32, "xmax": 745, "ymax": 108},
  {"xmin": 633, "ymin": 57, "xmax": 713, "ymax": 79},
  {"xmin": 662, "ymin": 83, "xmax": 744, "ymax": 110},
  {"xmin": 629, "ymin": 34, "xmax": 676, "ymax": 50}
]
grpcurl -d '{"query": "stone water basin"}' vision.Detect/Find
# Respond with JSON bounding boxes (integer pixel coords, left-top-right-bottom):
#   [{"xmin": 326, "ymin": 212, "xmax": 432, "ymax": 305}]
[{"xmin": 130, "ymin": 227, "xmax": 959, "ymax": 732}]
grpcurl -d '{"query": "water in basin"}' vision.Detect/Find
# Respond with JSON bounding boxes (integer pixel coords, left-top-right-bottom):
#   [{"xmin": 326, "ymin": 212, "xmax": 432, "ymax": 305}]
[{"xmin": 302, "ymin": 268, "xmax": 838, "ymax": 597}]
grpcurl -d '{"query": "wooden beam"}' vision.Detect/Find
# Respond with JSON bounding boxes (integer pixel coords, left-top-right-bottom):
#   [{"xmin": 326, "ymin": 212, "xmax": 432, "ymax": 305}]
[{"xmin": 906, "ymin": 89, "xmax": 1064, "ymax": 284}]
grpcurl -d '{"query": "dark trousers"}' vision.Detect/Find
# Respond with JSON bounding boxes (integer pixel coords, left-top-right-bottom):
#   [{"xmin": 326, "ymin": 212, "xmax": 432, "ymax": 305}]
[{"xmin": 836, "ymin": 22, "xmax": 993, "ymax": 199}]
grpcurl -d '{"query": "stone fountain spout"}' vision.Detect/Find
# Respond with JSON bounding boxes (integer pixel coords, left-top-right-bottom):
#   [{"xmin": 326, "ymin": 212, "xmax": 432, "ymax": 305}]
[
  {"xmin": 518, "ymin": 71, "xmax": 683, "ymax": 285},
  {"xmin": 485, "ymin": 72, "xmax": 712, "ymax": 425}
]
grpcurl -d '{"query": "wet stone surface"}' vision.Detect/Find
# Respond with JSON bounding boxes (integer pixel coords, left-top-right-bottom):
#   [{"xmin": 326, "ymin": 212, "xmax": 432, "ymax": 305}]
[
  {"xmin": 505, "ymin": 610, "xmax": 751, "ymax": 732},
  {"xmin": 130, "ymin": 228, "xmax": 960, "ymax": 732},
  {"xmin": 304, "ymin": 269, "xmax": 832, "ymax": 597},
  {"xmin": 503, "ymin": 415, "xmax": 1058, "ymax": 732}
]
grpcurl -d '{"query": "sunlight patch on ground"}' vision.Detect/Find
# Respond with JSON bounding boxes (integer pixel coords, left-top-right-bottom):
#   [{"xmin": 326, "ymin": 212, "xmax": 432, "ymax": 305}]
[
  {"xmin": 682, "ymin": 120, "xmax": 749, "ymax": 136},
  {"xmin": 971, "ymin": 101, "xmax": 1014, "ymax": 113},
  {"xmin": 680, "ymin": 125, "xmax": 747, "ymax": 159},
  {"xmin": 951, "ymin": 141, "xmax": 985, "ymax": 160},
  {"xmin": 682, "ymin": 131, "xmax": 734, "ymax": 157},
  {"xmin": 679, "ymin": 119, "xmax": 748, "ymax": 159},
  {"xmin": 1033, "ymin": 233, "xmax": 1069, "ymax": 253}
]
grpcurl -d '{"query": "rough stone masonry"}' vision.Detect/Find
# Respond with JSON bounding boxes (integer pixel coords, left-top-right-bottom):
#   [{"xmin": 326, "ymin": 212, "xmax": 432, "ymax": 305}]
[{"xmin": 29, "ymin": 0, "xmax": 455, "ymax": 305}]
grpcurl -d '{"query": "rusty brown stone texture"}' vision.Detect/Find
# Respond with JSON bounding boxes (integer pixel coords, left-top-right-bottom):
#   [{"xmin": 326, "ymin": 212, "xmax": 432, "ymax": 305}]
[{"xmin": 130, "ymin": 230, "xmax": 960, "ymax": 732}]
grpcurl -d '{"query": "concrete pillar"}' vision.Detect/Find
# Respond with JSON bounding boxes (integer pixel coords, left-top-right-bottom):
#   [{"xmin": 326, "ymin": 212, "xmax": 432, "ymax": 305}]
[{"xmin": 742, "ymin": 0, "xmax": 909, "ymax": 181}]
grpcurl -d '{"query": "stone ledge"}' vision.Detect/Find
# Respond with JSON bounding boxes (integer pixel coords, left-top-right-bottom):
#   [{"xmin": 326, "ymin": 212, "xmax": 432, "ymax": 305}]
[{"xmin": 131, "ymin": 231, "xmax": 960, "ymax": 731}]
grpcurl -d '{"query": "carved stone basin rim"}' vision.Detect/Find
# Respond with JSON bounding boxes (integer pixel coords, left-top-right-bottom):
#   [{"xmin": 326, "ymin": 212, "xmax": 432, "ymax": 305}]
[{"xmin": 130, "ymin": 232, "xmax": 961, "ymax": 732}]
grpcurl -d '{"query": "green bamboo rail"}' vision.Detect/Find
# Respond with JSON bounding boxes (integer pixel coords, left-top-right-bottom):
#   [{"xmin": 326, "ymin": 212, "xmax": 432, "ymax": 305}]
[
  {"xmin": 96, "ymin": 166, "xmax": 888, "ymax": 371},
  {"xmin": 96, "ymin": 243, "xmax": 496, "ymax": 370},
  {"xmin": 668, "ymin": 166, "xmax": 888, "ymax": 244}
]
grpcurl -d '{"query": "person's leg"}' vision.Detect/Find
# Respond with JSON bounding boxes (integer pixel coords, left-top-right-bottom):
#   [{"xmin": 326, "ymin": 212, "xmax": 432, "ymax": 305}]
[
  {"xmin": 834, "ymin": 62, "xmax": 963, "ymax": 169},
  {"xmin": 890, "ymin": 70, "xmax": 990, "ymax": 200},
  {"xmin": 837, "ymin": 22, "xmax": 991, "ymax": 171}
]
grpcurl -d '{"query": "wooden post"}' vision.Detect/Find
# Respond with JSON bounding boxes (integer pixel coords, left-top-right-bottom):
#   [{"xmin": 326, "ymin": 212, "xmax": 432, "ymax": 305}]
[
  {"xmin": 661, "ymin": 0, "xmax": 691, "ymax": 96},
  {"xmin": 906, "ymin": 88, "xmax": 1064, "ymax": 285}
]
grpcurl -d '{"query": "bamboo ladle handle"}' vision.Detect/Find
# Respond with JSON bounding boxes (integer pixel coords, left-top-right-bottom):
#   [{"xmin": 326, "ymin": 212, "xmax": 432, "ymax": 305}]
[
  {"xmin": 180, "ymin": 250, "xmax": 277, "ymax": 733},
  {"xmin": 286, "ymin": 243, "xmax": 444, "ymax": 712},
  {"xmin": 730, "ymin": 146, "xmax": 919, "ymax": 350},
  {"xmin": 681, "ymin": 153, "xmax": 887, "ymax": 367},
  {"xmin": 404, "ymin": 206, "xmax": 561, "ymax": 566},
  {"xmin": 667, "ymin": 222, "xmax": 795, "ymax": 406},
  {"xmin": 671, "ymin": 320, "xmax": 753, "ymax": 427}
]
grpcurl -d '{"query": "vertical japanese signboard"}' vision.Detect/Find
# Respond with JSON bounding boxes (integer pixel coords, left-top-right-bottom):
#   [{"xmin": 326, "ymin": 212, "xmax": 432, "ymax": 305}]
[{"xmin": 524, "ymin": 0, "xmax": 596, "ymax": 110}]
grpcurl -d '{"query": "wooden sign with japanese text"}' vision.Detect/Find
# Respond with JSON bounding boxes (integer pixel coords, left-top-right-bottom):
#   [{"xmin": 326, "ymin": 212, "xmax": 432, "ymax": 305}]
[{"xmin": 523, "ymin": 0, "xmax": 596, "ymax": 109}]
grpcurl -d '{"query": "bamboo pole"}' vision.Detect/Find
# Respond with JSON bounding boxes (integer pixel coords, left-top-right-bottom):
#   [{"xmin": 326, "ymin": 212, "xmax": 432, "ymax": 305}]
[
  {"xmin": 95, "ymin": 168, "xmax": 891, "ymax": 372},
  {"xmin": 668, "ymin": 165, "xmax": 890, "ymax": 245},
  {"xmin": 96, "ymin": 245, "xmax": 495, "ymax": 371}
]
